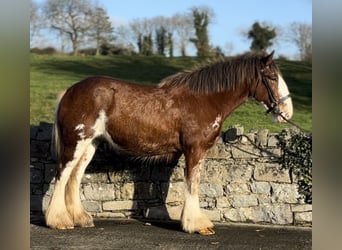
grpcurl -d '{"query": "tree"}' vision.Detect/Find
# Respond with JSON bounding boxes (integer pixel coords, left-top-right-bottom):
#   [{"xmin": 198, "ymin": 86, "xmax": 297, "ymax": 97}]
[
  {"xmin": 247, "ymin": 22, "xmax": 276, "ymax": 53},
  {"xmin": 156, "ymin": 26, "xmax": 167, "ymax": 56},
  {"xmin": 30, "ymin": 0, "xmax": 40, "ymax": 48},
  {"xmin": 130, "ymin": 18, "xmax": 154, "ymax": 55},
  {"xmin": 172, "ymin": 13, "xmax": 194, "ymax": 56},
  {"xmin": 167, "ymin": 32, "xmax": 174, "ymax": 57},
  {"xmin": 288, "ymin": 22, "xmax": 312, "ymax": 61},
  {"xmin": 88, "ymin": 6, "xmax": 114, "ymax": 56},
  {"xmin": 190, "ymin": 6, "xmax": 214, "ymax": 57},
  {"xmin": 142, "ymin": 33, "xmax": 153, "ymax": 56},
  {"xmin": 43, "ymin": 0, "xmax": 93, "ymax": 56}
]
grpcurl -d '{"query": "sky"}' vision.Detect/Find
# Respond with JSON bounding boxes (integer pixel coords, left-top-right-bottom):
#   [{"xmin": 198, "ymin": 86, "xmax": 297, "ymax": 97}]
[{"xmin": 34, "ymin": 0, "xmax": 312, "ymax": 58}]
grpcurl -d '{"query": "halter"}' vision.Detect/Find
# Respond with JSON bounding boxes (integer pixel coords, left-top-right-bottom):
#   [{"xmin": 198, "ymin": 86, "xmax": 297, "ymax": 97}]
[
  {"xmin": 256, "ymin": 68, "xmax": 309, "ymax": 133},
  {"xmin": 253, "ymin": 68, "xmax": 291, "ymax": 115}
]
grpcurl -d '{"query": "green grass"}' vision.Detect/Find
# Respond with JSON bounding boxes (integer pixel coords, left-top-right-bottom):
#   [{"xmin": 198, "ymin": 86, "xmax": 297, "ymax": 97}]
[{"xmin": 30, "ymin": 54, "xmax": 312, "ymax": 133}]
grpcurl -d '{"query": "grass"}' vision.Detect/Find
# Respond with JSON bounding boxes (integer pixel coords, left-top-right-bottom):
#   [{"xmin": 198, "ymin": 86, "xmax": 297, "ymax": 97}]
[{"xmin": 30, "ymin": 54, "xmax": 312, "ymax": 133}]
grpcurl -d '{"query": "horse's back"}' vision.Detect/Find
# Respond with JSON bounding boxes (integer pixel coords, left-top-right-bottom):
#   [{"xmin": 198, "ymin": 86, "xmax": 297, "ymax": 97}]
[{"xmin": 56, "ymin": 76, "xmax": 183, "ymax": 157}]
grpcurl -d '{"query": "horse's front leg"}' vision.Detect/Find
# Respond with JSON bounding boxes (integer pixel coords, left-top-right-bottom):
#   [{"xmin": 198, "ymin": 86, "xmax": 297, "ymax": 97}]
[{"xmin": 181, "ymin": 149, "xmax": 215, "ymax": 235}]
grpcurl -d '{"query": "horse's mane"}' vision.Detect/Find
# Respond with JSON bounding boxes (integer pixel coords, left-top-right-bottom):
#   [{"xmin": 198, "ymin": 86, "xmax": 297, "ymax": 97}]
[{"xmin": 159, "ymin": 53, "xmax": 279, "ymax": 94}]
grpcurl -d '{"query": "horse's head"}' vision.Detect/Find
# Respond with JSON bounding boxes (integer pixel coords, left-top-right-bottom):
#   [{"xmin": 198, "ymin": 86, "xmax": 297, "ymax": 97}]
[{"xmin": 253, "ymin": 51, "xmax": 293, "ymax": 122}]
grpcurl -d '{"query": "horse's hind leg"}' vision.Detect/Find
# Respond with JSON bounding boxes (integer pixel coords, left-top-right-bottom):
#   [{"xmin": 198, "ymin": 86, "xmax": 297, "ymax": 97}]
[
  {"xmin": 181, "ymin": 149, "xmax": 215, "ymax": 235},
  {"xmin": 45, "ymin": 144, "xmax": 79, "ymax": 230},
  {"xmin": 65, "ymin": 142, "xmax": 96, "ymax": 227}
]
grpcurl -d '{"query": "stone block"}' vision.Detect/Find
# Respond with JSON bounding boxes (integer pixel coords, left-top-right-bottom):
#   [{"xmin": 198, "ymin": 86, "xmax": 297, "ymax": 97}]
[
  {"xmin": 82, "ymin": 172, "xmax": 108, "ymax": 184},
  {"xmin": 223, "ymin": 208, "xmax": 247, "ymax": 222},
  {"xmin": 256, "ymin": 129, "xmax": 269, "ymax": 147},
  {"xmin": 224, "ymin": 204, "xmax": 293, "ymax": 224},
  {"xmin": 226, "ymin": 164, "xmax": 254, "ymax": 183},
  {"xmin": 44, "ymin": 164, "xmax": 56, "ymax": 183},
  {"xmin": 30, "ymin": 168, "xmax": 43, "ymax": 184},
  {"xmin": 31, "ymin": 183, "xmax": 43, "ymax": 195},
  {"xmin": 206, "ymin": 143, "xmax": 231, "ymax": 159},
  {"xmin": 82, "ymin": 200, "xmax": 101, "ymax": 212},
  {"xmin": 169, "ymin": 165, "xmax": 185, "ymax": 182},
  {"xmin": 231, "ymin": 145, "xmax": 262, "ymax": 158},
  {"xmin": 268, "ymin": 134, "xmax": 279, "ymax": 147},
  {"xmin": 243, "ymin": 133, "xmax": 256, "ymax": 144},
  {"xmin": 201, "ymin": 162, "xmax": 229, "ymax": 184},
  {"xmin": 271, "ymin": 183, "xmax": 299, "ymax": 203},
  {"xmin": 291, "ymin": 204, "xmax": 312, "ymax": 212},
  {"xmin": 103, "ymin": 200, "xmax": 137, "ymax": 211},
  {"xmin": 256, "ymin": 194, "xmax": 271, "ymax": 204},
  {"xmin": 96, "ymin": 212, "xmax": 126, "ymax": 218},
  {"xmin": 250, "ymin": 181, "xmax": 271, "ymax": 194},
  {"xmin": 226, "ymin": 183, "xmax": 250, "ymax": 194},
  {"xmin": 37, "ymin": 122, "xmax": 53, "ymax": 141},
  {"xmin": 30, "ymin": 125, "xmax": 39, "ymax": 139},
  {"xmin": 230, "ymin": 194, "xmax": 258, "ymax": 208},
  {"xmin": 267, "ymin": 148, "xmax": 282, "ymax": 158},
  {"xmin": 30, "ymin": 195, "xmax": 43, "ymax": 211},
  {"xmin": 254, "ymin": 163, "xmax": 291, "ymax": 183},
  {"xmin": 166, "ymin": 204, "xmax": 183, "ymax": 220},
  {"xmin": 202, "ymin": 209, "xmax": 221, "ymax": 222},
  {"xmin": 120, "ymin": 182, "xmax": 135, "ymax": 200},
  {"xmin": 83, "ymin": 183, "xmax": 115, "ymax": 201},
  {"xmin": 109, "ymin": 169, "xmax": 135, "ymax": 183},
  {"xmin": 200, "ymin": 183, "xmax": 223, "ymax": 198},
  {"xmin": 30, "ymin": 140, "xmax": 50, "ymax": 158},
  {"xmin": 294, "ymin": 212, "xmax": 312, "ymax": 224},
  {"xmin": 216, "ymin": 197, "xmax": 230, "ymax": 208},
  {"xmin": 250, "ymin": 204, "xmax": 293, "ymax": 224},
  {"xmin": 162, "ymin": 182, "xmax": 184, "ymax": 203}
]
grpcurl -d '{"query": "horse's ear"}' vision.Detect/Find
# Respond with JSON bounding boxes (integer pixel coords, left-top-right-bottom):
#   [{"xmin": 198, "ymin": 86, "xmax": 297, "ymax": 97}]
[{"xmin": 262, "ymin": 50, "xmax": 275, "ymax": 66}]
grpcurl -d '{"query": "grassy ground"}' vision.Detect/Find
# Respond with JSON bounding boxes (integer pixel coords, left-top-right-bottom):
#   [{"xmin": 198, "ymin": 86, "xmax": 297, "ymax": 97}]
[{"xmin": 30, "ymin": 54, "xmax": 312, "ymax": 133}]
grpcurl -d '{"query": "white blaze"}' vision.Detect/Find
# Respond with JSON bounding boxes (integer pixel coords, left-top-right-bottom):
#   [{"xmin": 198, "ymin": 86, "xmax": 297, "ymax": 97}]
[{"xmin": 277, "ymin": 74, "xmax": 293, "ymax": 121}]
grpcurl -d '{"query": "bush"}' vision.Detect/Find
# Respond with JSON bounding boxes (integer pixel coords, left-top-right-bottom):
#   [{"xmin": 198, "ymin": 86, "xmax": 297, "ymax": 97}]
[
  {"xmin": 30, "ymin": 47, "xmax": 58, "ymax": 55},
  {"xmin": 78, "ymin": 48, "xmax": 96, "ymax": 56},
  {"xmin": 278, "ymin": 129, "xmax": 312, "ymax": 204}
]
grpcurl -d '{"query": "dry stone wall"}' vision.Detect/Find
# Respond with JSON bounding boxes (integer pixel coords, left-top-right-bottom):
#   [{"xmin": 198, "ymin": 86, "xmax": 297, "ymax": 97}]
[{"xmin": 30, "ymin": 122, "xmax": 311, "ymax": 226}]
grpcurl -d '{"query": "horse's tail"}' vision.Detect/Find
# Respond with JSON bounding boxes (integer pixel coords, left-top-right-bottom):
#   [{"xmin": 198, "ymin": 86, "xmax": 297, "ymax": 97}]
[{"xmin": 51, "ymin": 90, "xmax": 65, "ymax": 162}]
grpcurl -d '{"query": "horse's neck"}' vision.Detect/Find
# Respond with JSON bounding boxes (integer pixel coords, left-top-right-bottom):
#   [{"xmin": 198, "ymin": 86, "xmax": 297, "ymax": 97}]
[{"xmin": 206, "ymin": 88, "xmax": 249, "ymax": 119}]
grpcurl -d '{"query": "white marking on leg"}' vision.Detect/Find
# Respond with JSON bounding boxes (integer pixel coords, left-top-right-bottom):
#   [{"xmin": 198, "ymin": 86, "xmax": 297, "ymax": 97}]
[
  {"xmin": 47, "ymin": 109, "xmax": 120, "ymax": 229},
  {"xmin": 181, "ymin": 160, "xmax": 213, "ymax": 233},
  {"xmin": 45, "ymin": 163, "xmax": 75, "ymax": 229},
  {"xmin": 66, "ymin": 142, "xmax": 96, "ymax": 227},
  {"xmin": 65, "ymin": 110, "xmax": 112, "ymax": 226}
]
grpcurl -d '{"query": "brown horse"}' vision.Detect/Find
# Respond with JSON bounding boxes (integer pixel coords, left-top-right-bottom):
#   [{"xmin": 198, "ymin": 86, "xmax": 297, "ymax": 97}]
[{"xmin": 45, "ymin": 51, "xmax": 293, "ymax": 235}]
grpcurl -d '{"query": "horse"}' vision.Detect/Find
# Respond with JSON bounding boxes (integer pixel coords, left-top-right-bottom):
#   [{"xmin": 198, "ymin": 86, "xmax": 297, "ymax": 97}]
[{"xmin": 45, "ymin": 51, "xmax": 293, "ymax": 235}]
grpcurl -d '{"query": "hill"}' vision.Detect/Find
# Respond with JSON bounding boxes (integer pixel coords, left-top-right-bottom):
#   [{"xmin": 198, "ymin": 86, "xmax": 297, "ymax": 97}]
[{"xmin": 30, "ymin": 54, "xmax": 312, "ymax": 132}]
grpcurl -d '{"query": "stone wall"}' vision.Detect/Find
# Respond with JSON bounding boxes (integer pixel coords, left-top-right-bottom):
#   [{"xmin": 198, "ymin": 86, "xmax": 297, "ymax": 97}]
[{"xmin": 30, "ymin": 122, "xmax": 312, "ymax": 226}]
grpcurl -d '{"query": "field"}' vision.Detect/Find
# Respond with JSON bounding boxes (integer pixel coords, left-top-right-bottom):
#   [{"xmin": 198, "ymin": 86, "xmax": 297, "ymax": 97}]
[{"xmin": 30, "ymin": 54, "xmax": 312, "ymax": 132}]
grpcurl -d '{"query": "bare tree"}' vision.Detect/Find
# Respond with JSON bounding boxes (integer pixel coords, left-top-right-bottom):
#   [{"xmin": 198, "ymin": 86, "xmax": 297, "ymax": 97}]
[
  {"xmin": 152, "ymin": 16, "xmax": 177, "ymax": 57},
  {"xmin": 172, "ymin": 13, "xmax": 194, "ymax": 56},
  {"xmin": 129, "ymin": 18, "xmax": 155, "ymax": 55},
  {"xmin": 88, "ymin": 6, "xmax": 114, "ymax": 56},
  {"xmin": 30, "ymin": 0, "xmax": 40, "ymax": 47},
  {"xmin": 43, "ymin": 0, "xmax": 93, "ymax": 55},
  {"xmin": 287, "ymin": 22, "xmax": 312, "ymax": 61}
]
